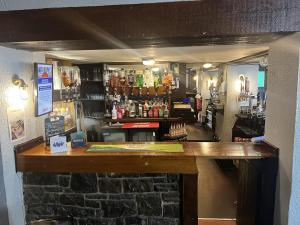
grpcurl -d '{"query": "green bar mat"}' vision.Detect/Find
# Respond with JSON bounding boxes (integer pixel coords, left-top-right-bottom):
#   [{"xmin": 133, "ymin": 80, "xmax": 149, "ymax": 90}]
[{"xmin": 86, "ymin": 143, "xmax": 184, "ymax": 153}]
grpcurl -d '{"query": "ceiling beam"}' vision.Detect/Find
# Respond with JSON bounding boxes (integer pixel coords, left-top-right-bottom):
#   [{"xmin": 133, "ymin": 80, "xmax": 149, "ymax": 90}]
[{"xmin": 0, "ymin": 0, "xmax": 298, "ymax": 51}]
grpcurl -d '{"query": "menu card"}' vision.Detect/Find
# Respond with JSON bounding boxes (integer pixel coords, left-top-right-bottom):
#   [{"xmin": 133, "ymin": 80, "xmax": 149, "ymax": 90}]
[{"xmin": 45, "ymin": 116, "xmax": 65, "ymax": 145}]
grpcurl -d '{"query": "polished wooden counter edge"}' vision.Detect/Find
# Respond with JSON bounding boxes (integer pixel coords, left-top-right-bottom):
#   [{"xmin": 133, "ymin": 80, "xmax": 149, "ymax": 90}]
[
  {"xmin": 16, "ymin": 141, "xmax": 276, "ymax": 158},
  {"xmin": 15, "ymin": 140, "xmax": 277, "ymax": 174}
]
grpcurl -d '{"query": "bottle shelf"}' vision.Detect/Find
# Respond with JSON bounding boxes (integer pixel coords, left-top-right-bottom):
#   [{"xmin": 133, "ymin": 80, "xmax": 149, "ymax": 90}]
[
  {"xmin": 79, "ymin": 99, "xmax": 105, "ymax": 101},
  {"xmin": 84, "ymin": 116, "xmax": 104, "ymax": 120},
  {"xmin": 81, "ymin": 80, "xmax": 103, "ymax": 82},
  {"xmin": 103, "ymin": 117, "xmax": 182, "ymax": 123}
]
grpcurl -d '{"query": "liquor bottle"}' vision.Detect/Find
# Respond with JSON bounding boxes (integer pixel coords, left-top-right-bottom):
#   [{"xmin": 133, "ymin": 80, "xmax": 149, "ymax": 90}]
[
  {"xmin": 153, "ymin": 70, "xmax": 162, "ymax": 86},
  {"xmin": 139, "ymin": 104, "xmax": 143, "ymax": 118},
  {"xmin": 103, "ymin": 70, "xmax": 110, "ymax": 87},
  {"xmin": 117, "ymin": 105, "xmax": 123, "ymax": 119},
  {"xmin": 176, "ymin": 77, "xmax": 180, "ymax": 89},
  {"xmin": 112, "ymin": 104, "xmax": 117, "ymax": 120},
  {"xmin": 119, "ymin": 69, "xmax": 126, "ymax": 86},
  {"xmin": 125, "ymin": 102, "xmax": 130, "ymax": 118},
  {"xmin": 170, "ymin": 124, "xmax": 174, "ymax": 137},
  {"xmin": 143, "ymin": 100, "xmax": 149, "ymax": 118},
  {"xmin": 129, "ymin": 100, "xmax": 136, "ymax": 118},
  {"xmin": 128, "ymin": 70, "xmax": 135, "ymax": 86},
  {"xmin": 144, "ymin": 100, "xmax": 149, "ymax": 110},
  {"xmin": 148, "ymin": 107, "xmax": 153, "ymax": 118},
  {"xmin": 143, "ymin": 109, "xmax": 148, "ymax": 118},
  {"xmin": 159, "ymin": 103, "xmax": 164, "ymax": 118},
  {"xmin": 175, "ymin": 124, "xmax": 179, "ymax": 136},
  {"xmin": 143, "ymin": 68, "xmax": 154, "ymax": 87},
  {"xmin": 172, "ymin": 75, "xmax": 176, "ymax": 90},
  {"xmin": 136, "ymin": 70, "xmax": 144, "ymax": 88},
  {"xmin": 111, "ymin": 71, "xmax": 119, "ymax": 88},
  {"xmin": 164, "ymin": 101, "xmax": 169, "ymax": 118},
  {"xmin": 153, "ymin": 106, "xmax": 159, "ymax": 118}
]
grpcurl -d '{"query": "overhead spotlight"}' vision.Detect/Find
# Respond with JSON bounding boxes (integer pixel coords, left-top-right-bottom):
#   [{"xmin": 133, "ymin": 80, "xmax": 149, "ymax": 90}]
[
  {"xmin": 203, "ymin": 63, "xmax": 212, "ymax": 69},
  {"xmin": 151, "ymin": 67, "xmax": 160, "ymax": 72},
  {"xmin": 142, "ymin": 58, "xmax": 155, "ymax": 66}
]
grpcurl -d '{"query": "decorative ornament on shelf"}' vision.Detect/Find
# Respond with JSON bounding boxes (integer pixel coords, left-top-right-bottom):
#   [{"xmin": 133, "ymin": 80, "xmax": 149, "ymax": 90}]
[{"xmin": 259, "ymin": 56, "xmax": 268, "ymax": 68}]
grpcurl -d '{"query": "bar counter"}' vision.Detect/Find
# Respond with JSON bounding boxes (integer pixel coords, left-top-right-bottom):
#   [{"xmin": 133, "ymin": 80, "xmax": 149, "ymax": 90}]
[
  {"xmin": 14, "ymin": 138, "xmax": 278, "ymax": 225},
  {"xmin": 15, "ymin": 141, "xmax": 276, "ymax": 173}
]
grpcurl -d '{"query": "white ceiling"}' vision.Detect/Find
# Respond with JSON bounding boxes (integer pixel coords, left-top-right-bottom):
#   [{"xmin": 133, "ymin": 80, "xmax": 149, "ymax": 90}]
[{"xmin": 46, "ymin": 44, "xmax": 268, "ymax": 64}]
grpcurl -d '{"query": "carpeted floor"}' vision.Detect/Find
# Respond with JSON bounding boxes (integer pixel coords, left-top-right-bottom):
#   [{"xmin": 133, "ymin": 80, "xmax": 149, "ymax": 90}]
[
  {"xmin": 186, "ymin": 124, "xmax": 214, "ymax": 141},
  {"xmin": 186, "ymin": 124, "xmax": 238, "ymax": 220},
  {"xmin": 198, "ymin": 219, "xmax": 236, "ymax": 225},
  {"xmin": 197, "ymin": 158, "xmax": 238, "ymax": 218}
]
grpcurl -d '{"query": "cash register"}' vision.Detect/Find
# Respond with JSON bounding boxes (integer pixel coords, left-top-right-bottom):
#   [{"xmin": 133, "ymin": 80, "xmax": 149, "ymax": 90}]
[{"xmin": 171, "ymin": 101, "xmax": 195, "ymax": 122}]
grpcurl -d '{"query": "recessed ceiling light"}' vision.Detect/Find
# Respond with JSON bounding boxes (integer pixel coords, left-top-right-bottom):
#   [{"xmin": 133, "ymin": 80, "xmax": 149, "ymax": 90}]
[
  {"xmin": 142, "ymin": 58, "xmax": 155, "ymax": 66},
  {"xmin": 203, "ymin": 63, "xmax": 212, "ymax": 69}
]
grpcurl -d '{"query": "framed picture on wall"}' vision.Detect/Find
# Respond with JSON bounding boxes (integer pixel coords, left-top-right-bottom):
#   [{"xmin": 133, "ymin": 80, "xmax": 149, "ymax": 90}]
[
  {"xmin": 7, "ymin": 108, "xmax": 25, "ymax": 142},
  {"xmin": 34, "ymin": 63, "xmax": 53, "ymax": 117}
]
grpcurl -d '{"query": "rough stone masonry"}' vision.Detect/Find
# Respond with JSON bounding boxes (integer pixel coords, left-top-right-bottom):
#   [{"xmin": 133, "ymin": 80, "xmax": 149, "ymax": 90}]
[{"xmin": 23, "ymin": 173, "xmax": 181, "ymax": 225}]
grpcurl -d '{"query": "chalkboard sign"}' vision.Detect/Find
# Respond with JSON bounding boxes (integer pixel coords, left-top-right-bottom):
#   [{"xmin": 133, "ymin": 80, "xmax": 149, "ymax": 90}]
[{"xmin": 45, "ymin": 116, "xmax": 65, "ymax": 145}]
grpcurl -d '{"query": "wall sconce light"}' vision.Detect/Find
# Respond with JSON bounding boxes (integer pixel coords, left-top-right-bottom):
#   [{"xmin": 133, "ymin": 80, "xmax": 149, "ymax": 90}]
[
  {"xmin": 12, "ymin": 75, "xmax": 29, "ymax": 100},
  {"xmin": 208, "ymin": 78, "xmax": 215, "ymax": 90},
  {"xmin": 5, "ymin": 75, "xmax": 29, "ymax": 109}
]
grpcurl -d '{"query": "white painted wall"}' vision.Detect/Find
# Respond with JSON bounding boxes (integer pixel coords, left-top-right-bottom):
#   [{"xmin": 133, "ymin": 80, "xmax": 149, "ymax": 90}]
[
  {"xmin": 215, "ymin": 64, "xmax": 259, "ymax": 141},
  {"xmin": 289, "ymin": 47, "xmax": 300, "ymax": 225},
  {"xmin": 0, "ymin": 0, "xmax": 185, "ymax": 11},
  {"xmin": 265, "ymin": 33, "xmax": 300, "ymax": 225},
  {"xmin": 0, "ymin": 46, "xmax": 46, "ymax": 225}
]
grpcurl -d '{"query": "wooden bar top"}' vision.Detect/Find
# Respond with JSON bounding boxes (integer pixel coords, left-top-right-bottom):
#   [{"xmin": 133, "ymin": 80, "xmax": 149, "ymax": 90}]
[{"xmin": 15, "ymin": 141, "xmax": 277, "ymax": 174}]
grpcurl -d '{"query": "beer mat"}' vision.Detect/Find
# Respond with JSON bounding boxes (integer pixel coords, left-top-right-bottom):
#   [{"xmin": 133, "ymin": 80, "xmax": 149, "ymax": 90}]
[{"xmin": 86, "ymin": 143, "xmax": 184, "ymax": 153}]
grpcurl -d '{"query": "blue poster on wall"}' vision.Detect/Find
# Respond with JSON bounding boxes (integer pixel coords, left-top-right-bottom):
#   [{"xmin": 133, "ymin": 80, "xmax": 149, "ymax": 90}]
[{"xmin": 35, "ymin": 63, "xmax": 53, "ymax": 117}]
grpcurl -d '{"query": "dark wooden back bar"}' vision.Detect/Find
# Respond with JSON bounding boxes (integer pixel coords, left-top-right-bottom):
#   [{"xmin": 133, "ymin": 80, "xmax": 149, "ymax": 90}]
[{"xmin": 14, "ymin": 139, "xmax": 278, "ymax": 225}]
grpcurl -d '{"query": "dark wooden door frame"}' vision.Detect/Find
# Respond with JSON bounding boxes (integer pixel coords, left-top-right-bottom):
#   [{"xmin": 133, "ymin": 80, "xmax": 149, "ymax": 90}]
[{"xmin": 0, "ymin": 0, "xmax": 298, "ymax": 51}]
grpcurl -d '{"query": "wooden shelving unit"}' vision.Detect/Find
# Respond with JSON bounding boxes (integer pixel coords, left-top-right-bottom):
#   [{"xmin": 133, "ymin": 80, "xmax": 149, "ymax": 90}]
[
  {"xmin": 79, "ymin": 99, "xmax": 105, "ymax": 101},
  {"xmin": 76, "ymin": 63, "xmax": 106, "ymax": 118}
]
